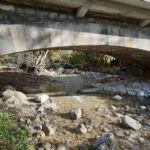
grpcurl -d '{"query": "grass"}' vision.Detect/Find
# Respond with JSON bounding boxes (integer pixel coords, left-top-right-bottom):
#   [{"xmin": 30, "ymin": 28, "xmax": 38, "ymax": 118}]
[{"xmin": 0, "ymin": 109, "xmax": 31, "ymax": 150}]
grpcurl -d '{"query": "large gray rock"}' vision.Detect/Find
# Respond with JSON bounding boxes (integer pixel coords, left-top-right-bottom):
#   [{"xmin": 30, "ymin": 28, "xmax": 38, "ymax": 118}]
[
  {"xmin": 122, "ymin": 115, "xmax": 142, "ymax": 130},
  {"xmin": 93, "ymin": 132, "xmax": 115, "ymax": 150},
  {"xmin": 2, "ymin": 90, "xmax": 28, "ymax": 107}
]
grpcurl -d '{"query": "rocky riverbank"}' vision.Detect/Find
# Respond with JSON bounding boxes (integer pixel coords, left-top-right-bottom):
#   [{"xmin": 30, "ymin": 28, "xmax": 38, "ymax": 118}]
[{"xmin": 0, "ymin": 86, "xmax": 150, "ymax": 150}]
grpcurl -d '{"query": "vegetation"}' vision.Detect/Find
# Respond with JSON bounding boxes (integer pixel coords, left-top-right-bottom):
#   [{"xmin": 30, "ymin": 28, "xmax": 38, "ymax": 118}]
[
  {"xmin": 0, "ymin": 109, "xmax": 31, "ymax": 150},
  {"xmin": 69, "ymin": 51, "xmax": 117, "ymax": 71}
]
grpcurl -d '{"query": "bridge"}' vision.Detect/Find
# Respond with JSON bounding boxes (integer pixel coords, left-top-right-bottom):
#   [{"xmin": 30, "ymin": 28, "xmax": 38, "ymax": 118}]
[{"xmin": 0, "ymin": 0, "xmax": 150, "ymax": 67}]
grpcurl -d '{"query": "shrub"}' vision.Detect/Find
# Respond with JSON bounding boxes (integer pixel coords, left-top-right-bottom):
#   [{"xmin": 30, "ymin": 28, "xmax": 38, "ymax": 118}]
[
  {"xmin": 69, "ymin": 51, "xmax": 116, "ymax": 70},
  {"xmin": 0, "ymin": 110, "xmax": 31, "ymax": 150}
]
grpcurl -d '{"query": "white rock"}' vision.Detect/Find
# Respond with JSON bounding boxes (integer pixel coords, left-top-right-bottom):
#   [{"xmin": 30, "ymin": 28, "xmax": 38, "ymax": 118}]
[
  {"xmin": 37, "ymin": 99, "xmax": 57, "ymax": 113},
  {"xmin": 34, "ymin": 94, "xmax": 50, "ymax": 103},
  {"xmin": 112, "ymin": 95, "xmax": 122, "ymax": 101},
  {"xmin": 2, "ymin": 90, "xmax": 28, "ymax": 107},
  {"xmin": 137, "ymin": 91, "xmax": 145, "ymax": 100},
  {"xmin": 76, "ymin": 123, "xmax": 87, "ymax": 134},
  {"xmin": 140, "ymin": 106, "xmax": 146, "ymax": 110},
  {"xmin": 138, "ymin": 137, "xmax": 145, "ymax": 143},
  {"xmin": 122, "ymin": 115, "xmax": 142, "ymax": 130},
  {"xmin": 70, "ymin": 108, "xmax": 82, "ymax": 120},
  {"xmin": 57, "ymin": 144, "xmax": 68, "ymax": 150}
]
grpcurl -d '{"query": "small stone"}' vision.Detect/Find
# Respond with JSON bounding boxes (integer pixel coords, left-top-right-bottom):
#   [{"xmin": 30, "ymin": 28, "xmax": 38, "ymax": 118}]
[
  {"xmin": 137, "ymin": 91, "xmax": 145, "ymax": 99},
  {"xmin": 57, "ymin": 143, "xmax": 68, "ymax": 150},
  {"xmin": 93, "ymin": 132, "xmax": 115, "ymax": 150},
  {"xmin": 35, "ymin": 131, "xmax": 45, "ymax": 138},
  {"xmin": 37, "ymin": 99, "xmax": 57, "ymax": 113},
  {"xmin": 125, "ymin": 105, "xmax": 130, "ymax": 110},
  {"xmin": 26, "ymin": 118, "xmax": 31, "ymax": 125},
  {"xmin": 76, "ymin": 123, "xmax": 87, "ymax": 134},
  {"xmin": 34, "ymin": 125, "xmax": 42, "ymax": 130},
  {"xmin": 110, "ymin": 105, "xmax": 117, "ymax": 111},
  {"xmin": 140, "ymin": 106, "xmax": 146, "ymax": 110},
  {"xmin": 122, "ymin": 115, "xmax": 142, "ymax": 130},
  {"xmin": 70, "ymin": 108, "xmax": 82, "ymax": 120},
  {"xmin": 138, "ymin": 137, "xmax": 145, "ymax": 143},
  {"xmin": 112, "ymin": 95, "xmax": 122, "ymax": 101},
  {"xmin": 34, "ymin": 94, "xmax": 50, "ymax": 103},
  {"xmin": 42, "ymin": 124, "xmax": 56, "ymax": 136},
  {"xmin": 36, "ymin": 141, "xmax": 53, "ymax": 150}
]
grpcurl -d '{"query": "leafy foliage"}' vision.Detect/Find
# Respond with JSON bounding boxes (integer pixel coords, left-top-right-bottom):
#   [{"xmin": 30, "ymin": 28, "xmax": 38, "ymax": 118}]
[
  {"xmin": 0, "ymin": 110, "xmax": 31, "ymax": 150},
  {"xmin": 69, "ymin": 51, "xmax": 116, "ymax": 70}
]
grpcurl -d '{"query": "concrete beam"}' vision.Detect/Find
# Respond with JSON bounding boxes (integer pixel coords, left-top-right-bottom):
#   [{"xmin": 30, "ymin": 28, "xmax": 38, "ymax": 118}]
[
  {"xmin": 76, "ymin": 3, "xmax": 91, "ymax": 18},
  {"xmin": 1, "ymin": 0, "xmax": 150, "ymax": 20},
  {"xmin": 140, "ymin": 19, "xmax": 150, "ymax": 27}
]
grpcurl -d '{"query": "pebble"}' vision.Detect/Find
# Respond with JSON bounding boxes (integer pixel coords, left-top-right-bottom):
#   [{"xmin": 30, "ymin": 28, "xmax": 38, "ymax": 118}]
[
  {"xmin": 76, "ymin": 123, "xmax": 87, "ymax": 134},
  {"xmin": 70, "ymin": 108, "xmax": 82, "ymax": 120},
  {"xmin": 112, "ymin": 95, "xmax": 122, "ymax": 101},
  {"xmin": 35, "ymin": 131, "xmax": 45, "ymax": 138},
  {"xmin": 122, "ymin": 115, "xmax": 142, "ymax": 130},
  {"xmin": 42, "ymin": 124, "xmax": 56, "ymax": 136},
  {"xmin": 140, "ymin": 106, "xmax": 146, "ymax": 110},
  {"xmin": 34, "ymin": 94, "xmax": 50, "ymax": 103},
  {"xmin": 57, "ymin": 143, "xmax": 68, "ymax": 150}
]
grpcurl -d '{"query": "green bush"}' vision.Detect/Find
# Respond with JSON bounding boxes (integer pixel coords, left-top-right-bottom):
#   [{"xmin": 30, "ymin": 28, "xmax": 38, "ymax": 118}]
[
  {"xmin": 0, "ymin": 110, "xmax": 31, "ymax": 150},
  {"xmin": 69, "ymin": 51, "xmax": 116, "ymax": 70}
]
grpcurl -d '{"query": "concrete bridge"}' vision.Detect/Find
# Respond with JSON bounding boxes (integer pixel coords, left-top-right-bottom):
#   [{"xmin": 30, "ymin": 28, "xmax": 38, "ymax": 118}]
[{"xmin": 0, "ymin": 0, "xmax": 150, "ymax": 67}]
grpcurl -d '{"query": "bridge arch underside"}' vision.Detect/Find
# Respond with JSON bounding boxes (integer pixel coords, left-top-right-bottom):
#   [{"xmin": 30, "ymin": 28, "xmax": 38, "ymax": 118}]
[
  {"xmin": 33, "ymin": 45, "xmax": 150, "ymax": 69},
  {"xmin": 0, "ymin": 5, "xmax": 149, "ymax": 69},
  {"xmin": 3, "ymin": 45, "xmax": 150, "ymax": 70}
]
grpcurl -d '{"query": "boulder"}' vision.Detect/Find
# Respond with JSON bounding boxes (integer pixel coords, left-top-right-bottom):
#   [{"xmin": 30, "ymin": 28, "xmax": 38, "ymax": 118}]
[
  {"xmin": 122, "ymin": 115, "xmax": 142, "ymax": 130},
  {"xmin": 2, "ymin": 90, "xmax": 28, "ymax": 107},
  {"xmin": 70, "ymin": 108, "xmax": 82, "ymax": 120}
]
